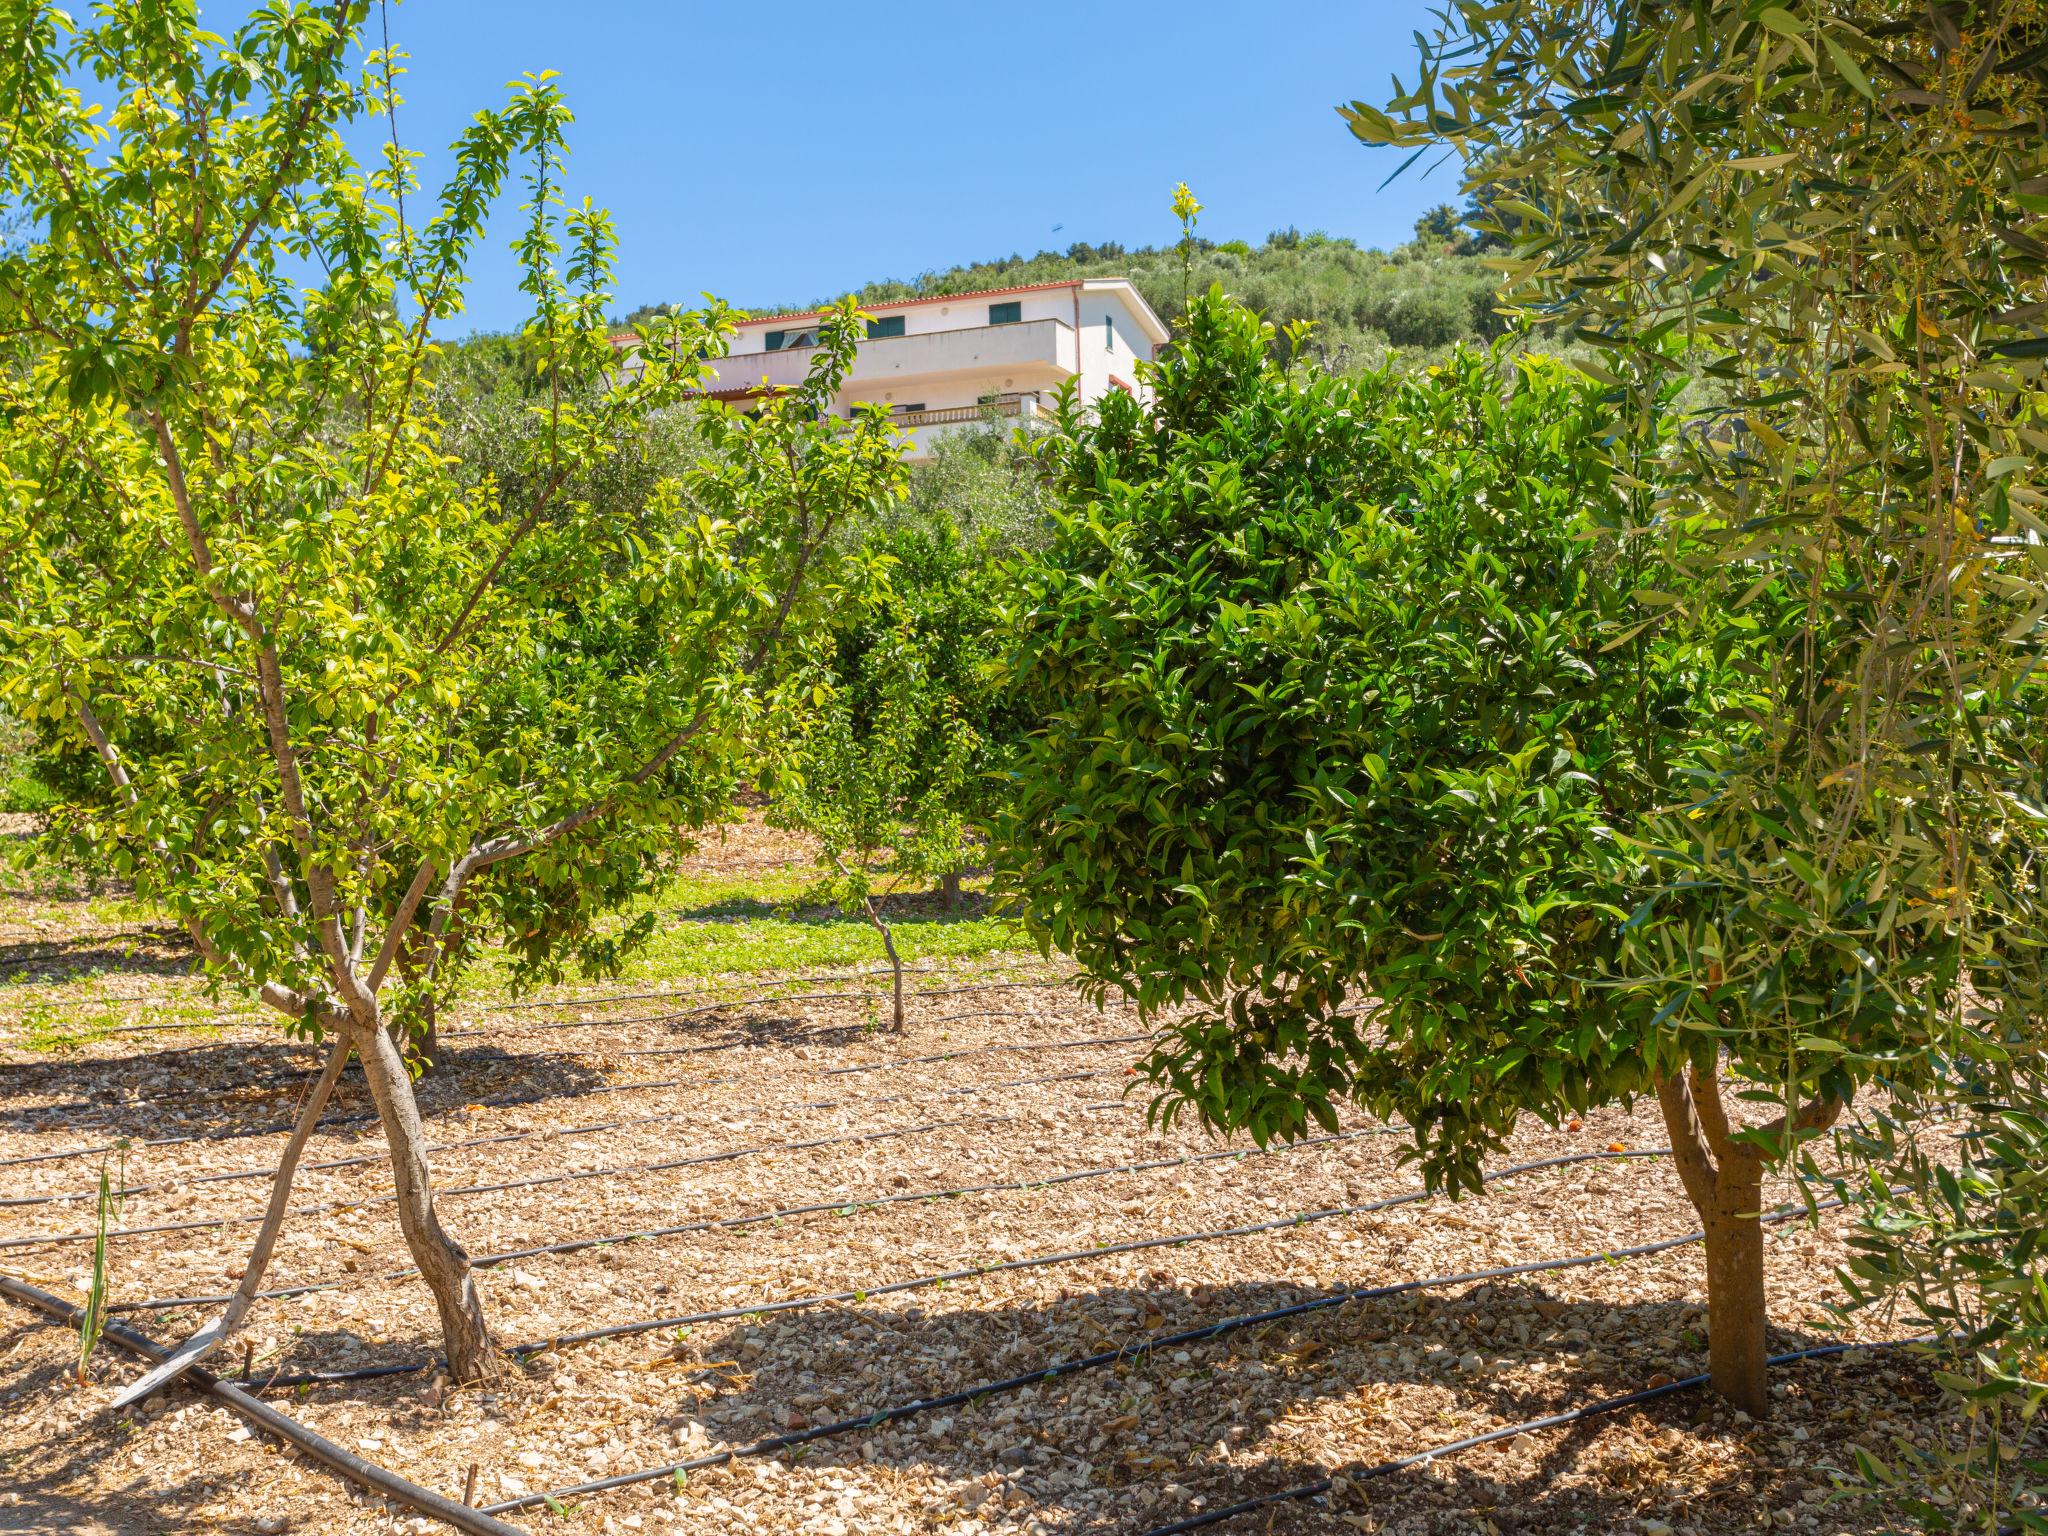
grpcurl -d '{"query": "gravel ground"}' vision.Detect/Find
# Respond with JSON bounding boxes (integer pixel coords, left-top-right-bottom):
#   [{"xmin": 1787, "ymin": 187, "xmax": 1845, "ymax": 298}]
[{"xmin": 0, "ymin": 821, "xmax": 1948, "ymax": 1536}]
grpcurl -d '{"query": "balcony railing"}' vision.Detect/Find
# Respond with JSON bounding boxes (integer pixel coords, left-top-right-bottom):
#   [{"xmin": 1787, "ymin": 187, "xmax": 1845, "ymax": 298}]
[{"xmin": 887, "ymin": 392, "xmax": 1045, "ymax": 429}]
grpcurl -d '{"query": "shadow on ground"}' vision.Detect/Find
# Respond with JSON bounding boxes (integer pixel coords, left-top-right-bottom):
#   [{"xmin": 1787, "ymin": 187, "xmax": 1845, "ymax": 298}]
[
  {"xmin": 2, "ymin": 1042, "xmax": 617, "ymax": 1147},
  {"xmin": 197, "ymin": 1274, "xmax": 1921, "ymax": 1536}
]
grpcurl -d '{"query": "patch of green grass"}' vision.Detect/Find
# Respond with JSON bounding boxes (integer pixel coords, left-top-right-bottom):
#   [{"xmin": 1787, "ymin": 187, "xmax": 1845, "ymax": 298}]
[
  {"xmin": 0, "ymin": 771, "xmax": 58, "ymax": 814},
  {"xmin": 460, "ymin": 867, "xmax": 1029, "ymax": 998},
  {"xmin": 16, "ymin": 995, "xmax": 124, "ymax": 1052}
]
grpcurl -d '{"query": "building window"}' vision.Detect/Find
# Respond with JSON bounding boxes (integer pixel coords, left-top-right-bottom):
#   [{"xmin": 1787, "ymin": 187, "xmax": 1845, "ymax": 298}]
[
  {"xmin": 867, "ymin": 315, "xmax": 906, "ymax": 339},
  {"xmin": 764, "ymin": 330, "xmax": 785, "ymax": 352},
  {"xmin": 893, "ymin": 402, "xmax": 926, "ymax": 417},
  {"xmin": 1104, "ymin": 315, "xmax": 1114, "ymax": 350},
  {"xmin": 988, "ymin": 301, "xmax": 1022, "ymax": 325}
]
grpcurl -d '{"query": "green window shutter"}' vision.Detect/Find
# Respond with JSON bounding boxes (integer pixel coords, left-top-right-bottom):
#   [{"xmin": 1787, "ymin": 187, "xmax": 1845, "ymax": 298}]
[
  {"xmin": 764, "ymin": 330, "xmax": 785, "ymax": 351},
  {"xmin": 988, "ymin": 301, "xmax": 1022, "ymax": 325},
  {"xmin": 867, "ymin": 315, "xmax": 906, "ymax": 339}
]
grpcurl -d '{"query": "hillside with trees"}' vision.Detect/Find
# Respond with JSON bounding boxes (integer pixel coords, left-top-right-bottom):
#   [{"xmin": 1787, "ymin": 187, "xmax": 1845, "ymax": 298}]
[{"xmin": 621, "ymin": 211, "xmax": 1507, "ymax": 375}]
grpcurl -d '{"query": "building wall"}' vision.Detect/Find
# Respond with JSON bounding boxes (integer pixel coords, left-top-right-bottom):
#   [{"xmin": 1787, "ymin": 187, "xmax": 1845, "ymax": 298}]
[
  {"xmin": 1076, "ymin": 287, "xmax": 1151, "ymax": 407},
  {"xmin": 615, "ymin": 282, "xmax": 1164, "ymax": 432},
  {"xmin": 728, "ymin": 286, "xmax": 1084, "ymax": 356}
]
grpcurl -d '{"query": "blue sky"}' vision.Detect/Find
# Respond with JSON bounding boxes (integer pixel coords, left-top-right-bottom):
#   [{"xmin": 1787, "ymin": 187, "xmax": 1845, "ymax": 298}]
[{"xmin": 246, "ymin": 1, "xmax": 1461, "ymax": 334}]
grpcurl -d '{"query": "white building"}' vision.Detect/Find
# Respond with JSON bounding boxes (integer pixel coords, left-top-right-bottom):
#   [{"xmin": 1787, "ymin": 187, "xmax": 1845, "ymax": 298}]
[{"xmin": 612, "ymin": 279, "xmax": 1170, "ymax": 459}]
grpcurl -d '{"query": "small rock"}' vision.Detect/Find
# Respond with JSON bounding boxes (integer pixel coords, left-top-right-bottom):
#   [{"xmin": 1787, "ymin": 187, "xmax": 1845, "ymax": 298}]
[
  {"xmin": 226, "ymin": 1426, "xmax": 252, "ymax": 1443},
  {"xmin": 999, "ymin": 1444, "xmax": 1037, "ymax": 1468},
  {"xmin": 1639, "ymin": 1522, "xmax": 1675, "ymax": 1536}
]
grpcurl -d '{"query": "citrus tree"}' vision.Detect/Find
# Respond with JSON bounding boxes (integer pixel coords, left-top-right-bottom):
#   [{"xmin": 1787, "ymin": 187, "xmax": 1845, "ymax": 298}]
[
  {"xmin": 0, "ymin": 0, "xmax": 902, "ymax": 1382},
  {"xmin": 769, "ymin": 524, "xmax": 1017, "ymax": 1027},
  {"xmin": 996, "ymin": 276, "xmax": 1935, "ymax": 1413}
]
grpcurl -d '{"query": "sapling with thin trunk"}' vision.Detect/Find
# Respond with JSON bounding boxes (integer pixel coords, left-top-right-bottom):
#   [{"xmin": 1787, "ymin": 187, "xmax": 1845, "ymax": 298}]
[{"xmin": 768, "ymin": 574, "xmax": 985, "ymax": 1033}]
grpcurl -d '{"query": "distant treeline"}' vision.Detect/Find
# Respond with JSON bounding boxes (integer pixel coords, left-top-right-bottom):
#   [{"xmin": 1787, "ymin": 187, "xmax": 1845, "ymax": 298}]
[{"xmin": 603, "ymin": 209, "xmax": 1511, "ymax": 377}]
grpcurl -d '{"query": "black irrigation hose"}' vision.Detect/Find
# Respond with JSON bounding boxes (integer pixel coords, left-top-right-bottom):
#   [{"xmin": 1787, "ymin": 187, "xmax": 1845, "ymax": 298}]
[
  {"xmin": 479, "ymin": 1150, "xmax": 1793, "ymax": 1518},
  {"xmin": 0, "ymin": 1072, "xmax": 715, "ymax": 1170},
  {"xmin": 459, "ymin": 962, "xmax": 1028, "ymax": 1017},
  {"xmin": 111, "ymin": 1107, "xmax": 1378, "ymax": 1315},
  {"xmin": 444, "ymin": 979, "xmax": 1107, "ymax": 1042},
  {"xmin": 1139, "ymin": 1337, "xmax": 1916, "ymax": 1536},
  {"xmin": 0, "ymin": 1273, "xmax": 531, "ymax": 1536},
  {"xmin": 5, "ymin": 1065, "xmax": 1137, "ymax": 1251},
  {"xmin": 611, "ymin": 1027, "xmax": 1150, "ymax": 1068},
  {"xmin": 255, "ymin": 1147, "xmax": 1689, "ymax": 1391},
  {"xmin": 3, "ymin": 1028, "xmax": 1151, "ymax": 1208},
  {"xmin": 0, "ymin": 1018, "xmax": 1145, "ymax": 1172}
]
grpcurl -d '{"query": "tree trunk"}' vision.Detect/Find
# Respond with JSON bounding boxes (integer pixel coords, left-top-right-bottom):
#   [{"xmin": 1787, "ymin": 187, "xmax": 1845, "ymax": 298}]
[
  {"xmin": 1651, "ymin": 1060, "xmax": 1837, "ymax": 1420},
  {"xmin": 939, "ymin": 871, "xmax": 962, "ymax": 911},
  {"xmin": 863, "ymin": 896, "xmax": 906, "ymax": 1032},
  {"xmin": 347, "ymin": 1013, "xmax": 499, "ymax": 1383},
  {"xmin": 1700, "ymin": 1146, "xmax": 1768, "ymax": 1416},
  {"xmin": 418, "ymin": 994, "xmax": 440, "ymax": 1075}
]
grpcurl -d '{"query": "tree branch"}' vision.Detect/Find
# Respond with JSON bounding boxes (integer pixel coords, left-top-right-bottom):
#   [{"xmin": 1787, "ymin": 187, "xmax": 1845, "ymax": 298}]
[
  {"xmin": 1652, "ymin": 1066, "xmax": 1721, "ymax": 1212},
  {"xmin": 369, "ymin": 858, "xmax": 437, "ymax": 993}
]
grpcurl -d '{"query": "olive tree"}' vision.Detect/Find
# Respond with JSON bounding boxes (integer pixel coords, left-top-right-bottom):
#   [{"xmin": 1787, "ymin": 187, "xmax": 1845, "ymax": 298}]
[
  {"xmin": 1343, "ymin": 0, "xmax": 2048, "ymax": 1415},
  {"xmin": 0, "ymin": 0, "xmax": 902, "ymax": 1383}
]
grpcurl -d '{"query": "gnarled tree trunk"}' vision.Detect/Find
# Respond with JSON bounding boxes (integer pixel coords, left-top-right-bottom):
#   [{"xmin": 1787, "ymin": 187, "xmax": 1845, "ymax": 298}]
[
  {"xmin": 1653, "ymin": 1058, "xmax": 1841, "ymax": 1417},
  {"xmin": 346, "ymin": 1011, "xmax": 499, "ymax": 1382}
]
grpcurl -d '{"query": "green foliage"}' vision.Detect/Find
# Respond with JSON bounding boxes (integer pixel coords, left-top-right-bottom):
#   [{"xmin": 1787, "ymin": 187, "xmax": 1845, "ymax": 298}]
[
  {"xmin": 769, "ymin": 522, "xmax": 1019, "ymax": 1016},
  {"xmin": 998, "ymin": 287, "xmax": 1736, "ymax": 1184},
  {"xmin": 1829, "ymin": 1059, "xmax": 2048, "ymax": 1532},
  {"xmin": 1344, "ymin": 0, "xmax": 2048, "ymax": 1428},
  {"xmin": 886, "ymin": 421, "xmax": 1054, "ymax": 553},
  {"xmin": 0, "ymin": 707, "xmax": 57, "ymax": 813},
  {"xmin": 77, "ymin": 1139, "xmax": 128, "ymax": 1384},
  {"xmin": 0, "ymin": 4, "xmax": 907, "ymax": 1039}
]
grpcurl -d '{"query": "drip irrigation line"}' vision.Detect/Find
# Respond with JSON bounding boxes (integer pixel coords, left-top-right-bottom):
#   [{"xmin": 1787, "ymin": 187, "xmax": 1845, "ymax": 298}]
[
  {"xmin": 450, "ymin": 974, "xmax": 1081, "ymax": 1036},
  {"xmin": 0, "ymin": 1071, "xmax": 719, "ymax": 1171},
  {"xmin": 462, "ymin": 963, "xmax": 981, "ymax": 1016},
  {"xmin": 0, "ymin": 1016, "xmax": 1142, "ymax": 1172},
  {"xmin": 97, "ymin": 1012, "xmax": 269, "ymax": 1036},
  {"xmin": 1139, "ymin": 1337, "xmax": 1916, "ymax": 1536},
  {"xmin": 478, "ymin": 1153, "xmax": 1799, "ymax": 1519},
  {"xmin": 109, "ymin": 1101, "xmax": 1365, "ymax": 1315},
  {"xmin": 444, "ymin": 978, "xmax": 1103, "ymax": 1041},
  {"xmin": 454, "ymin": 989, "xmax": 928, "ymax": 1041},
  {"xmin": 5, "ymin": 1065, "xmax": 1136, "ymax": 1251},
  {"xmin": 819, "ymin": 1036, "xmax": 1155, "ymax": 1081},
  {"xmin": 0, "ymin": 1036, "xmax": 1146, "ymax": 1204},
  {"xmin": 253, "ymin": 1147, "xmax": 1695, "ymax": 1392},
  {"xmin": 612, "ymin": 1028, "xmax": 1150, "ymax": 1069},
  {"xmin": 0, "ymin": 1273, "xmax": 530, "ymax": 1536}
]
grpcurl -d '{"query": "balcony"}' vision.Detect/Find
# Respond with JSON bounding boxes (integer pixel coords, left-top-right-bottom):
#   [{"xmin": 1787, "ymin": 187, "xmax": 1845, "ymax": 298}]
[
  {"xmin": 887, "ymin": 391, "xmax": 1045, "ymax": 430},
  {"xmin": 706, "ymin": 317, "xmax": 1075, "ymax": 394}
]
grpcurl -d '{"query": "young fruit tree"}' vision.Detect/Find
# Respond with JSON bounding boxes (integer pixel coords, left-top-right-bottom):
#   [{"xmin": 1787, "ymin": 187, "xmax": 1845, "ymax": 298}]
[
  {"xmin": 0, "ymin": 0, "xmax": 903, "ymax": 1385},
  {"xmin": 994, "ymin": 277, "xmax": 1985, "ymax": 1416},
  {"xmin": 1343, "ymin": 2, "xmax": 2048, "ymax": 1421},
  {"xmin": 768, "ymin": 525, "xmax": 1014, "ymax": 1028}
]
